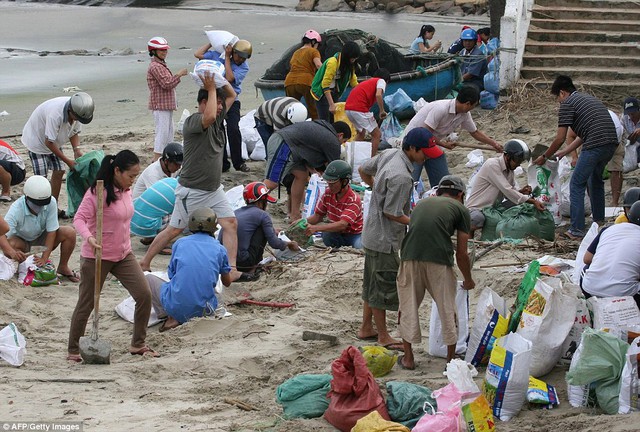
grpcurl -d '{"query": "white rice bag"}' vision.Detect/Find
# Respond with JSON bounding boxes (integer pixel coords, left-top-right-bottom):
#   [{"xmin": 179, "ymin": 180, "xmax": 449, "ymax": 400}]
[{"xmin": 190, "ymin": 59, "xmax": 228, "ymax": 88}]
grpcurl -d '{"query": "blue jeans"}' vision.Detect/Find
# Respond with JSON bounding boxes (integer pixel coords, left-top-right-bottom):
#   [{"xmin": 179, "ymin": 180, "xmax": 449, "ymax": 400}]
[
  {"xmin": 411, "ymin": 153, "xmax": 450, "ymax": 188},
  {"xmin": 254, "ymin": 118, "xmax": 273, "ymax": 150},
  {"xmin": 569, "ymin": 144, "xmax": 617, "ymax": 235},
  {"xmin": 321, "ymin": 232, "xmax": 363, "ymax": 249}
]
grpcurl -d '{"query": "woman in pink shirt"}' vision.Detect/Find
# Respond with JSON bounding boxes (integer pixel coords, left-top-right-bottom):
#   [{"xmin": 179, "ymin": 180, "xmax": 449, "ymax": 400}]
[{"xmin": 68, "ymin": 150, "xmax": 158, "ymax": 362}]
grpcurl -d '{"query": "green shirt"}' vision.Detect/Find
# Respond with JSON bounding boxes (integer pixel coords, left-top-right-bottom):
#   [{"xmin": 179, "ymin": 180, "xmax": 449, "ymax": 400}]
[{"xmin": 401, "ymin": 196, "xmax": 471, "ymax": 266}]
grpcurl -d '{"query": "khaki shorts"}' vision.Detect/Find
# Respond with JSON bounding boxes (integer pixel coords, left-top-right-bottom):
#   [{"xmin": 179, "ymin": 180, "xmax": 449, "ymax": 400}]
[
  {"xmin": 362, "ymin": 247, "xmax": 400, "ymax": 311},
  {"xmin": 397, "ymin": 260, "xmax": 458, "ymax": 346},
  {"xmin": 607, "ymin": 143, "xmax": 624, "ymax": 172}
]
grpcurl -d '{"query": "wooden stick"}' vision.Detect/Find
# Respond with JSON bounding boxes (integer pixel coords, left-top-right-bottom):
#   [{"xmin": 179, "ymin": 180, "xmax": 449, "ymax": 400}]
[
  {"xmin": 91, "ymin": 181, "xmax": 104, "ymax": 341},
  {"xmin": 479, "ymin": 262, "xmax": 523, "ymax": 268},
  {"xmin": 223, "ymin": 398, "xmax": 258, "ymax": 411},
  {"xmin": 474, "ymin": 239, "xmax": 506, "ymax": 262},
  {"xmin": 453, "ymin": 142, "xmax": 498, "ymax": 151},
  {"xmin": 28, "ymin": 378, "xmax": 116, "ymax": 383}
]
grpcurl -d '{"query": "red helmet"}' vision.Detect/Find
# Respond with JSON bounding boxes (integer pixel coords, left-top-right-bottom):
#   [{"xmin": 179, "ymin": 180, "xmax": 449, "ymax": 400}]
[
  {"xmin": 148, "ymin": 36, "xmax": 169, "ymax": 51},
  {"xmin": 304, "ymin": 29, "xmax": 322, "ymax": 43},
  {"xmin": 243, "ymin": 182, "xmax": 277, "ymax": 204}
]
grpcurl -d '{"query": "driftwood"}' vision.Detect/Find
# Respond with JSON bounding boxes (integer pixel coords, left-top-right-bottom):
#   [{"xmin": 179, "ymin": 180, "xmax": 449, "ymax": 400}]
[{"xmin": 223, "ymin": 398, "xmax": 258, "ymax": 411}]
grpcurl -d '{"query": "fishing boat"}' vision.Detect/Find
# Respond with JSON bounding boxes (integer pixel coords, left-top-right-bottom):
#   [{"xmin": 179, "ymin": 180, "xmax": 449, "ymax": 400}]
[{"xmin": 254, "ymin": 29, "xmax": 461, "ymax": 119}]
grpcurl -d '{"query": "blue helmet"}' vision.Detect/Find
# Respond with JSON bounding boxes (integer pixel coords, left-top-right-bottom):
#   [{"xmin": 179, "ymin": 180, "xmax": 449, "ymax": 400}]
[{"xmin": 461, "ymin": 28, "xmax": 477, "ymax": 41}]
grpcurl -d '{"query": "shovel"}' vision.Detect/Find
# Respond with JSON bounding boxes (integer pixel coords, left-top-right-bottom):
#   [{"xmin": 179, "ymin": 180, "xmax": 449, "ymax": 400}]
[{"xmin": 79, "ymin": 180, "xmax": 111, "ymax": 364}]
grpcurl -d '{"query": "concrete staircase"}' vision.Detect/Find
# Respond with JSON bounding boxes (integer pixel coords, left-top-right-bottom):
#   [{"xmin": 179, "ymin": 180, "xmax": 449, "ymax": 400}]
[{"xmin": 521, "ymin": 0, "xmax": 640, "ymax": 96}]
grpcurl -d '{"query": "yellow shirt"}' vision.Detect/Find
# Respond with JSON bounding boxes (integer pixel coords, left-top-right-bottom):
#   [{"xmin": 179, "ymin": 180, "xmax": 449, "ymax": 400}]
[{"xmin": 615, "ymin": 213, "xmax": 629, "ymax": 224}]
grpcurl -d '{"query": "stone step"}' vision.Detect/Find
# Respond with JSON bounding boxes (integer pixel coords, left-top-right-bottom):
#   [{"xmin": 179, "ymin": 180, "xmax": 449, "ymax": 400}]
[
  {"xmin": 522, "ymin": 53, "xmax": 640, "ymax": 68},
  {"xmin": 525, "ymin": 80, "xmax": 640, "ymax": 99},
  {"xmin": 530, "ymin": 18, "xmax": 636, "ymax": 32},
  {"xmin": 524, "ymin": 40, "xmax": 639, "ymax": 55},
  {"xmin": 534, "ymin": 0, "xmax": 640, "ymax": 9},
  {"xmin": 520, "ymin": 65, "xmax": 640, "ymax": 82},
  {"xmin": 528, "ymin": 28, "xmax": 640, "ymax": 43},
  {"xmin": 532, "ymin": 5, "xmax": 640, "ymax": 21}
]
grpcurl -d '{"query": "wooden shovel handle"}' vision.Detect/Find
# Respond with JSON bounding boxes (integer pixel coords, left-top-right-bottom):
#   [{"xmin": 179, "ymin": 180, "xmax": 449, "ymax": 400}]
[{"xmin": 92, "ymin": 180, "xmax": 104, "ymax": 339}]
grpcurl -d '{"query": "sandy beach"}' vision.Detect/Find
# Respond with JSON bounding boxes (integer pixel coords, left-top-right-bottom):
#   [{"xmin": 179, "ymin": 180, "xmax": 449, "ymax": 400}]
[{"xmin": 1, "ymin": 2, "xmax": 640, "ymax": 431}]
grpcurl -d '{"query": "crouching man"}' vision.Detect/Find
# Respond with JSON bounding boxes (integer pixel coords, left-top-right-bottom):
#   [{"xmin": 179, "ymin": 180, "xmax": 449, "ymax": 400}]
[{"xmin": 145, "ymin": 208, "xmax": 232, "ymax": 332}]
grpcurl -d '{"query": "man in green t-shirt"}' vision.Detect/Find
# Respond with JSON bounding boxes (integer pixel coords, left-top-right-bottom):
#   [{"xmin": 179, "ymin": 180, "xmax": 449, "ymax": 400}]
[{"xmin": 397, "ymin": 175, "xmax": 475, "ymax": 369}]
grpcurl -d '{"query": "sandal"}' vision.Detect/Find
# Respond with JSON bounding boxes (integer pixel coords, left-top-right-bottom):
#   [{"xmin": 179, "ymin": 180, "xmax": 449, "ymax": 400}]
[
  {"xmin": 130, "ymin": 346, "xmax": 161, "ymax": 357},
  {"xmin": 58, "ymin": 271, "xmax": 81, "ymax": 283},
  {"xmin": 158, "ymin": 247, "xmax": 172, "ymax": 256}
]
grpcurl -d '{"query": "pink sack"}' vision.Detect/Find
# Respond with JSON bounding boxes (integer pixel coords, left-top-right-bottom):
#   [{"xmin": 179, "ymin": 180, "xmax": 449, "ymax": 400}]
[
  {"xmin": 432, "ymin": 382, "xmax": 465, "ymax": 412},
  {"xmin": 324, "ymin": 346, "xmax": 390, "ymax": 431},
  {"xmin": 411, "ymin": 400, "xmax": 461, "ymax": 432}
]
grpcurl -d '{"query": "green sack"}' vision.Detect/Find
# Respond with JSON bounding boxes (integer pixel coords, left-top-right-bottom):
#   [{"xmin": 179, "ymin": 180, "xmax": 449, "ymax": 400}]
[
  {"xmin": 496, "ymin": 203, "xmax": 540, "ymax": 240},
  {"xmin": 480, "ymin": 205, "xmax": 504, "ymax": 241},
  {"xmin": 275, "ymin": 373, "xmax": 332, "ymax": 419},
  {"xmin": 566, "ymin": 328, "xmax": 629, "ymax": 415},
  {"xmin": 284, "ymin": 219, "xmax": 313, "ymax": 246},
  {"xmin": 386, "ymin": 381, "xmax": 436, "ymax": 428},
  {"xmin": 535, "ymin": 208, "xmax": 556, "ymax": 241},
  {"xmin": 30, "ymin": 261, "xmax": 59, "ymax": 287},
  {"xmin": 66, "ymin": 150, "xmax": 105, "ymax": 217},
  {"xmin": 507, "ymin": 260, "xmax": 540, "ymax": 333}
]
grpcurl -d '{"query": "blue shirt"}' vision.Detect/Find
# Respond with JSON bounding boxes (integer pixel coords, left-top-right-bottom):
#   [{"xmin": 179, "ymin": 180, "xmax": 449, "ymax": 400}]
[
  {"xmin": 130, "ymin": 177, "xmax": 178, "ymax": 237},
  {"xmin": 161, "ymin": 232, "xmax": 231, "ymax": 324},
  {"xmin": 461, "ymin": 46, "xmax": 488, "ymax": 89},
  {"xmin": 409, "ymin": 37, "xmax": 426, "ymax": 54},
  {"xmin": 5, "ymin": 196, "xmax": 59, "ymax": 241},
  {"xmin": 202, "ymin": 50, "xmax": 249, "ymax": 99},
  {"xmin": 232, "ymin": 205, "xmax": 288, "ymax": 262}
]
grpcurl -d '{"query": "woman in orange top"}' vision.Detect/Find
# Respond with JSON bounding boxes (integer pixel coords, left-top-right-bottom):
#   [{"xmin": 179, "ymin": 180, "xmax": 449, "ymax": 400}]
[{"xmin": 284, "ymin": 30, "xmax": 323, "ymax": 120}]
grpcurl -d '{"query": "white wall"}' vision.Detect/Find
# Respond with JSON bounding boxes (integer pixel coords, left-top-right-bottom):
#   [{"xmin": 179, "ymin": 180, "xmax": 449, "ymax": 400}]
[{"xmin": 499, "ymin": 0, "xmax": 534, "ymax": 89}]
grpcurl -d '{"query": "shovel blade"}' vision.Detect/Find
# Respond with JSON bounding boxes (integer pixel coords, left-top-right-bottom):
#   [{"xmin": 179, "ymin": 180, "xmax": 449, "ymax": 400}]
[{"xmin": 79, "ymin": 336, "xmax": 111, "ymax": 365}]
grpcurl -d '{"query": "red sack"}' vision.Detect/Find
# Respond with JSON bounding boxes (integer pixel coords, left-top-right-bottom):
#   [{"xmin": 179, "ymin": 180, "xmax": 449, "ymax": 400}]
[{"xmin": 324, "ymin": 346, "xmax": 390, "ymax": 431}]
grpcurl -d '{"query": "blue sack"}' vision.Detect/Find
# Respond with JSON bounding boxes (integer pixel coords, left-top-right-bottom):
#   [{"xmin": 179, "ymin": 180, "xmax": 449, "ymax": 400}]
[
  {"xmin": 383, "ymin": 88, "xmax": 414, "ymax": 114},
  {"xmin": 483, "ymin": 58, "xmax": 500, "ymax": 94},
  {"xmin": 480, "ymin": 90, "xmax": 498, "ymax": 110}
]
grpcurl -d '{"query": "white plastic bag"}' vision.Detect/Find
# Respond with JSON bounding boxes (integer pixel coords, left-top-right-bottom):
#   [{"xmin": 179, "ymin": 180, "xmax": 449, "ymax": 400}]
[
  {"xmin": 445, "ymin": 359, "xmax": 480, "ymax": 394},
  {"xmin": 250, "ymin": 141, "xmax": 266, "ymax": 161},
  {"xmin": 482, "ymin": 333, "xmax": 533, "ymax": 421},
  {"xmin": 428, "ymin": 282, "xmax": 469, "ymax": 358},
  {"xmin": 115, "ymin": 296, "xmax": 162, "ymax": 327},
  {"xmin": 619, "ymin": 336, "xmax": 640, "ymax": 413},
  {"xmin": 588, "ymin": 296, "xmax": 640, "ymax": 330},
  {"xmin": 225, "ymin": 185, "xmax": 246, "ymax": 211},
  {"xmin": 623, "ymin": 141, "xmax": 639, "ymax": 173},
  {"xmin": 567, "ymin": 335, "xmax": 592, "ymax": 408},
  {"xmin": 0, "ymin": 323, "xmax": 27, "ymax": 366},
  {"xmin": 302, "ymin": 174, "xmax": 326, "ymax": 218},
  {"xmin": 558, "ymin": 156, "xmax": 591, "ymax": 217},
  {"xmin": 204, "ymin": 30, "xmax": 238, "ymax": 59},
  {"xmin": 559, "ymin": 295, "xmax": 592, "ymax": 366},
  {"xmin": 527, "ymin": 160, "xmax": 561, "ymax": 224},
  {"xmin": 465, "ymin": 149, "xmax": 484, "ymax": 197},
  {"xmin": 572, "ymin": 222, "xmax": 598, "ymax": 285},
  {"xmin": 516, "ymin": 277, "xmax": 578, "ymax": 377},
  {"xmin": 176, "ymin": 109, "xmax": 190, "ymax": 135},
  {"xmin": 239, "ymin": 109, "xmax": 261, "ymax": 155},
  {"xmin": 0, "ymin": 254, "xmax": 18, "ymax": 280},
  {"xmin": 465, "ymin": 287, "xmax": 509, "ymax": 367},
  {"xmin": 362, "ymin": 190, "xmax": 372, "ymax": 225},
  {"xmin": 344, "ymin": 141, "xmax": 372, "ymax": 183},
  {"xmin": 190, "ymin": 59, "xmax": 228, "ymax": 88}
]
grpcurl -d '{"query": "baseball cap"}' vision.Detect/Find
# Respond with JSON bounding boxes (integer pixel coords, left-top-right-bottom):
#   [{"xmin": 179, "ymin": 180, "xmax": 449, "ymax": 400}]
[
  {"xmin": 438, "ymin": 175, "xmax": 466, "ymax": 193},
  {"xmin": 623, "ymin": 97, "xmax": 639, "ymax": 114},
  {"xmin": 403, "ymin": 128, "xmax": 444, "ymax": 159}
]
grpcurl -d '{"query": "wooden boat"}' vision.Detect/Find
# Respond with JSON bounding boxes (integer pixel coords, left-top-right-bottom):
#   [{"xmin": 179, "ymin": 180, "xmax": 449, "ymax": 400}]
[{"xmin": 254, "ymin": 29, "xmax": 461, "ymax": 119}]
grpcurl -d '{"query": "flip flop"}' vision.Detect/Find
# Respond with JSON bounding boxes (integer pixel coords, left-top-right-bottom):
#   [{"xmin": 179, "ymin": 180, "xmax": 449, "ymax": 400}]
[
  {"xmin": 66, "ymin": 354, "xmax": 82, "ymax": 363},
  {"xmin": 563, "ymin": 231, "xmax": 584, "ymax": 240},
  {"xmin": 383, "ymin": 343, "xmax": 405, "ymax": 352},
  {"xmin": 356, "ymin": 334, "xmax": 379, "ymax": 341},
  {"xmin": 58, "ymin": 271, "xmax": 81, "ymax": 283},
  {"xmin": 130, "ymin": 346, "xmax": 160, "ymax": 357},
  {"xmin": 397, "ymin": 354, "xmax": 415, "ymax": 370},
  {"xmin": 159, "ymin": 320, "xmax": 179, "ymax": 333}
]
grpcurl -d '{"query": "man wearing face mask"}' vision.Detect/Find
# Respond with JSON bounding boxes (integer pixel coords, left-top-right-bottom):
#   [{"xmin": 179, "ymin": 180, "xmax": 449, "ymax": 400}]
[{"xmin": 0, "ymin": 175, "xmax": 78, "ymax": 282}]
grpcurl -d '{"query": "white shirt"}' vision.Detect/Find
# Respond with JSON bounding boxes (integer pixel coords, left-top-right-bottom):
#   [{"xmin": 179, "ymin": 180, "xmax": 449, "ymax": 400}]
[
  {"xmin": 582, "ymin": 223, "xmax": 640, "ymax": 298},
  {"xmin": 21, "ymin": 97, "xmax": 81, "ymax": 154},
  {"xmin": 132, "ymin": 160, "xmax": 170, "ymax": 200},
  {"xmin": 405, "ymin": 98, "xmax": 477, "ymax": 137},
  {"xmin": 465, "ymin": 156, "xmax": 528, "ymax": 210}
]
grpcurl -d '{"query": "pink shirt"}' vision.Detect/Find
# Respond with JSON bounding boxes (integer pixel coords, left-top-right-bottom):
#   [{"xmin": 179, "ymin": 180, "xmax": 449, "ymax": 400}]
[{"xmin": 73, "ymin": 187, "xmax": 134, "ymax": 261}]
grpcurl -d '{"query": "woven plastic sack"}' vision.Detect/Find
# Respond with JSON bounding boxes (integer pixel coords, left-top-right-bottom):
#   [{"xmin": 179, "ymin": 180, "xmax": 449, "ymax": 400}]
[
  {"xmin": 361, "ymin": 346, "xmax": 397, "ymax": 378},
  {"xmin": 618, "ymin": 336, "xmax": 640, "ymax": 413},
  {"xmin": 383, "ymin": 88, "xmax": 413, "ymax": 114},
  {"xmin": 204, "ymin": 30, "xmax": 238, "ymax": 59},
  {"xmin": 507, "ymin": 260, "xmax": 540, "ymax": 333},
  {"xmin": 29, "ymin": 261, "xmax": 59, "ymax": 287},
  {"xmin": 302, "ymin": 173, "xmax": 327, "ymax": 219},
  {"xmin": 479, "ymin": 90, "xmax": 498, "ymax": 110},
  {"xmin": 588, "ymin": 296, "xmax": 640, "ymax": 330},
  {"xmin": 479, "ymin": 205, "xmax": 503, "ymax": 241},
  {"xmin": 351, "ymin": 410, "xmax": 410, "ymax": 432},
  {"xmin": 496, "ymin": 203, "xmax": 540, "ymax": 240},
  {"xmin": 428, "ymin": 283, "xmax": 469, "ymax": 358},
  {"xmin": 275, "ymin": 373, "xmax": 332, "ymax": 419},
  {"xmin": 461, "ymin": 393, "xmax": 495, "ymax": 432},
  {"xmin": 66, "ymin": 150, "xmax": 104, "ymax": 217},
  {"xmin": 190, "ymin": 59, "xmax": 228, "ymax": 88},
  {"xmin": 465, "ymin": 288, "xmax": 509, "ymax": 367},
  {"xmin": 0, "ymin": 323, "xmax": 26, "ymax": 366},
  {"xmin": 385, "ymin": 381, "xmax": 435, "ymax": 428},
  {"xmin": 380, "ymin": 113, "xmax": 403, "ymax": 142}
]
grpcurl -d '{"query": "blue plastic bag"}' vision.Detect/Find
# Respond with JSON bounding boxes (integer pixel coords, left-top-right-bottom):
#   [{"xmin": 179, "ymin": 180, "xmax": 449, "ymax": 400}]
[
  {"xmin": 480, "ymin": 90, "xmax": 498, "ymax": 110},
  {"xmin": 484, "ymin": 58, "xmax": 500, "ymax": 95},
  {"xmin": 383, "ymin": 88, "xmax": 414, "ymax": 114},
  {"xmin": 380, "ymin": 113, "xmax": 403, "ymax": 142}
]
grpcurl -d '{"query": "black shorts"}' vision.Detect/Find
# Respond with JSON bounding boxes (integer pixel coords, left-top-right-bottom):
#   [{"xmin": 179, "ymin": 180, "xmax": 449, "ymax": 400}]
[{"xmin": 0, "ymin": 160, "xmax": 26, "ymax": 185}]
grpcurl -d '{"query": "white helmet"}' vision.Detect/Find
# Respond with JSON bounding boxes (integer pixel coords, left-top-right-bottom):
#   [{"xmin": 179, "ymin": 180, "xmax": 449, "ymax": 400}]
[
  {"xmin": 24, "ymin": 175, "xmax": 52, "ymax": 205},
  {"xmin": 287, "ymin": 102, "xmax": 308, "ymax": 124}
]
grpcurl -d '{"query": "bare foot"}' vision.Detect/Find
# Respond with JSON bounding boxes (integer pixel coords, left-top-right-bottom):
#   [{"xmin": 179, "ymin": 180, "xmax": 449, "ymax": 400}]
[{"xmin": 159, "ymin": 317, "xmax": 180, "ymax": 332}]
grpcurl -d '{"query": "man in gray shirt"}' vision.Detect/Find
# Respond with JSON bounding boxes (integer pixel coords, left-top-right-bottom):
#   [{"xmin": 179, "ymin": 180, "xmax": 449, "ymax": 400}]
[
  {"xmin": 140, "ymin": 73, "xmax": 243, "ymax": 281},
  {"xmin": 356, "ymin": 128, "xmax": 434, "ymax": 349}
]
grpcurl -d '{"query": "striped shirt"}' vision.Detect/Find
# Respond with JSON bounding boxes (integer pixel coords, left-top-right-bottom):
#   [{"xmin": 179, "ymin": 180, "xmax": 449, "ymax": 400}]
[
  {"xmin": 314, "ymin": 187, "xmax": 363, "ymax": 234},
  {"xmin": 558, "ymin": 92, "xmax": 618, "ymax": 150},
  {"xmin": 131, "ymin": 177, "xmax": 178, "ymax": 237},
  {"xmin": 254, "ymin": 97, "xmax": 299, "ymax": 131},
  {"xmin": 147, "ymin": 57, "xmax": 181, "ymax": 111},
  {"xmin": 0, "ymin": 140, "xmax": 25, "ymax": 170},
  {"xmin": 360, "ymin": 148, "xmax": 414, "ymax": 253}
]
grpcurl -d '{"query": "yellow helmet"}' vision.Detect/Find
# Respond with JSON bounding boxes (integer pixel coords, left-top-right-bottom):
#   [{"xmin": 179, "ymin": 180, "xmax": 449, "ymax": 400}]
[{"xmin": 233, "ymin": 39, "xmax": 252, "ymax": 59}]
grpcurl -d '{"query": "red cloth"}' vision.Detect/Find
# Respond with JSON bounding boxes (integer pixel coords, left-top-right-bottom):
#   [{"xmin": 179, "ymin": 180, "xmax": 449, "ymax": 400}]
[
  {"xmin": 314, "ymin": 187, "xmax": 363, "ymax": 234},
  {"xmin": 345, "ymin": 78, "xmax": 382, "ymax": 113},
  {"xmin": 324, "ymin": 346, "xmax": 390, "ymax": 431},
  {"xmin": 147, "ymin": 57, "xmax": 181, "ymax": 111}
]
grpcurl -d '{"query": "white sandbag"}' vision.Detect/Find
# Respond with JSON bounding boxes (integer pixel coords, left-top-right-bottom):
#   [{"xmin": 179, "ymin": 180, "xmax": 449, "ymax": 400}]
[
  {"xmin": 190, "ymin": 59, "xmax": 228, "ymax": 88},
  {"xmin": 115, "ymin": 296, "xmax": 162, "ymax": 327},
  {"xmin": 623, "ymin": 141, "xmax": 639, "ymax": 173},
  {"xmin": 176, "ymin": 109, "xmax": 190, "ymax": 135},
  {"xmin": 465, "ymin": 149, "xmax": 484, "ymax": 197},
  {"xmin": 302, "ymin": 174, "xmax": 326, "ymax": 218},
  {"xmin": 572, "ymin": 222, "xmax": 598, "ymax": 285},
  {"xmin": 224, "ymin": 122, "xmax": 249, "ymax": 161},
  {"xmin": 429, "ymin": 282, "xmax": 469, "ymax": 358},
  {"xmin": 528, "ymin": 160, "xmax": 561, "ymax": 224},
  {"xmin": 516, "ymin": 277, "xmax": 578, "ymax": 377},
  {"xmin": 619, "ymin": 336, "xmax": 640, "ymax": 413},
  {"xmin": 559, "ymin": 296, "xmax": 592, "ymax": 366},
  {"xmin": 239, "ymin": 109, "xmax": 261, "ymax": 155},
  {"xmin": 225, "ymin": 185, "xmax": 245, "ymax": 211},
  {"xmin": 482, "ymin": 332, "xmax": 533, "ymax": 421},
  {"xmin": 204, "ymin": 30, "xmax": 238, "ymax": 59},
  {"xmin": 567, "ymin": 337, "xmax": 592, "ymax": 408},
  {"xmin": 557, "ymin": 156, "xmax": 591, "ymax": 217},
  {"xmin": 588, "ymin": 296, "xmax": 640, "ymax": 330},
  {"xmin": 465, "ymin": 287, "xmax": 509, "ymax": 367},
  {"xmin": 0, "ymin": 254, "xmax": 18, "ymax": 280},
  {"xmin": 0, "ymin": 323, "xmax": 26, "ymax": 366},
  {"xmin": 250, "ymin": 141, "xmax": 266, "ymax": 161},
  {"xmin": 344, "ymin": 141, "xmax": 372, "ymax": 183}
]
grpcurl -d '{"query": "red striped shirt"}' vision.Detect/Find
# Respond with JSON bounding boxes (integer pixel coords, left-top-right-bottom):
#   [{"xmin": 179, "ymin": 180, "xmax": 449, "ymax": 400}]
[{"xmin": 314, "ymin": 187, "xmax": 363, "ymax": 234}]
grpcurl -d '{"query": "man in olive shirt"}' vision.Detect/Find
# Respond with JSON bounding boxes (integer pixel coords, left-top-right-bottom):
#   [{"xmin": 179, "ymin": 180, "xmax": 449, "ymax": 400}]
[{"xmin": 397, "ymin": 175, "xmax": 475, "ymax": 369}]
